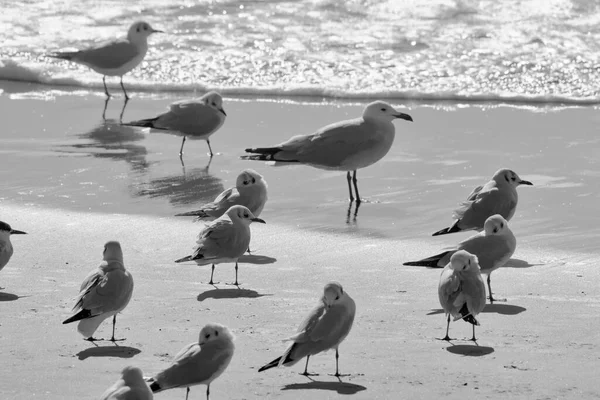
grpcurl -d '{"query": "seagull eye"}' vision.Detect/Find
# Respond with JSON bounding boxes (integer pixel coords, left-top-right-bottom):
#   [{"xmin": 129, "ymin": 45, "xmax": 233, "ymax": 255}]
[
  {"xmin": 136, "ymin": 27, "xmax": 140, "ymax": 32},
  {"xmin": 381, "ymin": 108, "xmax": 386, "ymax": 111},
  {"xmin": 243, "ymin": 180, "xmax": 248, "ymax": 185},
  {"xmin": 244, "ymin": 213, "xmax": 249, "ymax": 218},
  {"xmin": 205, "ymin": 334, "xmax": 210, "ymax": 339},
  {"xmin": 212, "ymin": 102, "xmax": 216, "ymax": 106},
  {"xmin": 493, "ymin": 227, "xmax": 498, "ymax": 233},
  {"xmin": 251, "ymin": 177, "xmax": 256, "ymax": 184},
  {"xmin": 335, "ymin": 296, "xmax": 340, "ymax": 300},
  {"xmin": 215, "ymin": 331, "xmax": 219, "ymax": 336},
  {"xmin": 500, "ymin": 223, "xmax": 504, "ymax": 228}
]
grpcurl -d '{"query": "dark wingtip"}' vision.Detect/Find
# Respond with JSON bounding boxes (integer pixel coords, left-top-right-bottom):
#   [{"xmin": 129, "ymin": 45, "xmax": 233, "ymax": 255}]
[
  {"xmin": 432, "ymin": 223, "xmax": 461, "ymax": 236},
  {"xmin": 149, "ymin": 381, "xmax": 161, "ymax": 393},
  {"xmin": 62, "ymin": 309, "xmax": 92, "ymax": 324},
  {"xmin": 174, "ymin": 256, "xmax": 192, "ymax": 263}
]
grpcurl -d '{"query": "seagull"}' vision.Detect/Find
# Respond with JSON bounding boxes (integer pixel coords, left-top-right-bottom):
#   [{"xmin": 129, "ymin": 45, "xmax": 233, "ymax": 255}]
[
  {"xmin": 241, "ymin": 101, "xmax": 412, "ymax": 203},
  {"xmin": 48, "ymin": 21, "xmax": 162, "ymax": 99},
  {"xmin": 175, "ymin": 169, "xmax": 268, "ymax": 221},
  {"xmin": 62, "ymin": 241, "xmax": 134, "ymax": 342},
  {"xmin": 0, "ymin": 221, "xmax": 27, "ymax": 284},
  {"xmin": 437, "ymin": 250, "xmax": 486, "ymax": 341},
  {"xmin": 432, "ymin": 168, "xmax": 533, "ymax": 236},
  {"xmin": 175, "ymin": 205, "xmax": 265, "ymax": 286},
  {"xmin": 100, "ymin": 366, "xmax": 153, "ymax": 400},
  {"xmin": 147, "ymin": 323, "xmax": 235, "ymax": 400},
  {"xmin": 123, "ymin": 92, "xmax": 226, "ymax": 157},
  {"xmin": 258, "ymin": 282, "xmax": 356, "ymax": 376},
  {"xmin": 405, "ymin": 214, "xmax": 516, "ymax": 303}
]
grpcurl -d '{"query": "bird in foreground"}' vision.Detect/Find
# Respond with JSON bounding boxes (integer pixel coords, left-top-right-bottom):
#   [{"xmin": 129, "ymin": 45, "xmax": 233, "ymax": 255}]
[
  {"xmin": 175, "ymin": 205, "xmax": 265, "ymax": 286},
  {"xmin": 62, "ymin": 241, "xmax": 134, "ymax": 342},
  {"xmin": 0, "ymin": 221, "xmax": 27, "ymax": 284},
  {"xmin": 123, "ymin": 91, "xmax": 226, "ymax": 157},
  {"xmin": 146, "ymin": 323, "xmax": 235, "ymax": 400},
  {"xmin": 48, "ymin": 21, "xmax": 162, "ymax": 99},
  {"xmin": 405, "ymin": 214, "xmax": 515, "ymax": 303},
  {"xmin": 175, "ymin": 169, "xmax": 268, "ymax": 221},
  {"xmin": 432, "ymin": 168, "xmax": 533, "ymax": 236},
  {"xmin": 100, "ymin": 366, "xmax": 153, "ymax": 400},
  {"xmin": 241, "ymin": 101, "xmax": 412, "ymax": 203},
  {"xmin": 438, "ymin": 250, "xmax": 486, "ymax": 341},
  {"xmin": 258, "ymin": 282, "xmax": 356, "ymax": 376}
]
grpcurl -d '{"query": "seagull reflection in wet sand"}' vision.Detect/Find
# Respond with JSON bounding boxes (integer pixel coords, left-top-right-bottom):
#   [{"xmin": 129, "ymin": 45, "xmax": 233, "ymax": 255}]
[{"xmin": 102, "ymin": 97, "xmax": 130, "ymax": 123}]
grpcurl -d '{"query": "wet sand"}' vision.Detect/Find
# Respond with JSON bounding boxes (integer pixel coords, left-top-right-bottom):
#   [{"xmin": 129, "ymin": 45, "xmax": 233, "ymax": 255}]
[{"xmin": 1, "ymin": 81, "xmax": 600, "ymax": 399}]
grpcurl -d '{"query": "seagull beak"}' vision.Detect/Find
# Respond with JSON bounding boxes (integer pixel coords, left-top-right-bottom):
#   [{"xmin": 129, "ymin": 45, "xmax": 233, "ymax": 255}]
[
  {"xmin": 10, "ymin": 229, "xmax": 27, "ymax": 235},
  {"xmin": 394, "ymin": 112, "xmax": 413, "ymax": 122},
  {"xmin": 519, "ymin": 180, "xmax": 533, "ymax": 186},
  {"xmin": 219, "ymin": 107, "xmax": 227, "ymax": 116},
  {"xmin": 151, "ymin": 29, "xmax": 164, "ymax": 34},
  {"xmin": 251, "ymin": 217, "xmax": 266, "ymax": 224}
]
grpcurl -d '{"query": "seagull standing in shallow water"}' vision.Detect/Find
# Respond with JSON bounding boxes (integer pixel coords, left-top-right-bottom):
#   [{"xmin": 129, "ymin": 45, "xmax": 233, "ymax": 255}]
[
  {"xmin": 241, "ymin": 101, "xmax": 412, "ymax": 203},
  {"xmin": 0, "ymin": 221, "xmax": 27, "ymax": 287},
  {"xmin": 48, "ymin": 21, "xmax": 162, "ymax": 99}
]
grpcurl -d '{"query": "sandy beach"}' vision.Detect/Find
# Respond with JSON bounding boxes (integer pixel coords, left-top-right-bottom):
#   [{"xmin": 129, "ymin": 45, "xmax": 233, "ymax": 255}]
[{"xmin": 1, "ymin": 81, "xmax": 600, "ymax": 399}]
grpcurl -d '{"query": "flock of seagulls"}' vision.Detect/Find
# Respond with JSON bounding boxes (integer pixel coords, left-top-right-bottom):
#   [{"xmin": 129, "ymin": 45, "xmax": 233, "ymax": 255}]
[{"xmin": 0, "ymin": 20, "xmax": 537, "ymax": 399}]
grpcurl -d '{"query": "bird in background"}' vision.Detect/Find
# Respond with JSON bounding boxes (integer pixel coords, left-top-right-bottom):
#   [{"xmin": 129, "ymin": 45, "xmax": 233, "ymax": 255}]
[
  {"xmin": 241, "ymin": 100, "xmax": 412, "ymax": 203},
  {"xmin": 175, "ymin": 205, "xmax": 265, "ymax": 286},
  {"xmin": 258, "ymin": 282, "xmax": 356, "ymax": 376},
  {"xmin": 405, "ymin": 214, "xmax": 515, "ymax": 303},
  {"xmin": 0, "ymin": 221, "xmax": 27, "ymax": 286},
  {"xmin": 123, "ymin": 91, "xmax": 226, "ymax": 158},
  {"xmin": 48, "ymin": 21, "xmax": 162, "ymax": 99},
  {"xmin": 100, "ymin": 366, "xmax": 153, "ymax": 400},
  {"xmin": 146, "ymin": 323, "xmax": 235, "ymax": 400},
  {"xmin": 175, "ymin": 169, "xmax": 268, "ymax": 221},
  {"xmin": 432, "ymin": 168, "xmax": 533, "ymax": 236},
  {"xmin": 62, "ymin": 241, "xmax": 134, "ymax": 342},
  {"xmin": 437, "ymin": 250, "xmax": 486, "ymax": 341}
]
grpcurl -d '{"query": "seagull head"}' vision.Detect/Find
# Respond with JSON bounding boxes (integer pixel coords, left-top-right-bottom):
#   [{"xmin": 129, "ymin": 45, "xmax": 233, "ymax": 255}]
[
  {"xmin": 127, "ymin": 21, "xmax": 163, "ymax": 42},
  {"xmin": 0, "ymin": 221, "xmax": 26, "ymax": 237},
  {"xmin": 484, "ymin": 214, "xmax": 510, "ymax": 236},
  {"xmin": 198, "ymin": 323, "xmax": 235, "ymax": 346},
  {"xmin": 120, "ymin": 366, "xmax": 144, "ymax": 385},
  {"xmin": 103, "ymin": 241, "xmax": 124, "ymax": 262},
  {"xmin": 322, "ymin": 281, "xmax": 346, "ymax": 308},
  {"xmin": 492, "ymin": 168, "xmax": 533, "ymax": 188},
  {"xmin": 202, "ymin": 91, "xmax": 227, "ymax": 117},
  {"xmin": 236, "ymin": 169, "xmax": 266, "ymax": 190},
  {"xmin": 449, "ymin": 250, "xmax": 480, "ymax": 272},
  {"xmin": 363, "ymin": 101, "xmax": 413, "ymax": 123},
  {"xmin": 226, "ymin": 205, "xmax": 266, "ymax": 225}
]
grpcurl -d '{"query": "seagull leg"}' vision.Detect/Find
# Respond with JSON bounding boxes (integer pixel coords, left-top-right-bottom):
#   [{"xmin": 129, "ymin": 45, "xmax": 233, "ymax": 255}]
[
  {"xmin": 206, "ymin": 139, "xmax": 214, "ymax": 157},
  {"xmin": 470, "ymin": 324, "xmax": 477, "ymax": 342},
  {"xmin": 102, "ymin": 96, "xmax": 109, "ymax": 121},
  {"xmin": 346, "ymin": 172, "xmax": 354, "ymax": 202},
  {"xmin": 179, "ymin": 136, "xmax": 187, "ymax": 156},
  {"xmin": 487, "ymin": 274, "xmax": 495, "ymax": 303},
  {"xmin": 109, "ymin": 314, "xmax": 125, "ymax": 342},
  {"xmin": 206, "ymin": 384, "xmax": 210, "ymax": 400},
  {"xmin": 437, "ymin": 314, "xmax": 453, "ymax": 341},
  {"xmin": 208, "ymin": 264, "xmax": 217, "ymax": 285},
  {"xmin": 234, "ymin": 262, "xmax": 240, "ymax": 286},
  {"xmin": 300, "ymin": 355, "xmax": 311, "ymax": 376},
  {"xmin": 185, "ymin": 387, "xmax": 190, "ymax": 400},
  {"xmin": 103, "ymin": 76, "xmax": 111, "ymax": 98},
  {"xmin": 352, "ymin": 170, "xmax": 361, "ymax": 203},
  {"xmin": 119, "ymin": 97, "xmax": 129, "ymax": 123},
  {"xmin": 119, "ymin": 76, "xmax": 129, "ymax": 100},
  {"xmin": 84, "ymin": 336, "xmax": 103, "ymax": 342}
]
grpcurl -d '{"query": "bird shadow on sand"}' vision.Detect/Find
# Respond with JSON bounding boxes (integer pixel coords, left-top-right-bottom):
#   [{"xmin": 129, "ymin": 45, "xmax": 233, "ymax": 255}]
[
  {"xmin": 0, "ymin": 292, "xmax": 24, "ymax": 302},
  {"xmin": 238, "ymin": 254, "xmax": 277, "ymax": 264},
  {"xmin": 77, "ymin": 345, "xmax": 141, "ymax": 360},
  {"xmin": 197, "ymin": 288, "xmax": 272, "ymax": 302},
  {"xmin": 446, "ymin": 344, "xmax": 494, "ymax": 357},
  {"xmin": 282, "ymin": 379, "xmax": 367, "ymax": 395},
  {"xmin": 505, "ymin": 258, "xmax": 543, "ymax": 268},
  {"xmin": 428, "ymin": 303, "xmax": 526, "ymax": 316}
]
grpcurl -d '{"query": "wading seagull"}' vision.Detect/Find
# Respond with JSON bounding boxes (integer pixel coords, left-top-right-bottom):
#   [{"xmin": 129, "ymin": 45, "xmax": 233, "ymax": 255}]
[
  {"xmin": 0, "ymin": 221, "xmax": 27, "ymax": 283},
  {"xmin": 258, "ymin": 282, "xmax": 356, "ymax": 376},
  {"xmin": 100, "ymin": 366, "xmax": 153, "ymax": 400},
  {"xmin": 432, "ymin": 168, "xmax": 533, "ymax": 236},
  {"xmin": 175, "ymin": 169, "xmax": 268, "ymax": 221},
  {"xmin": 48, "ymin": 21, "xmax": 162, "ymax": 99},
  {"xmin": 63, "ymin": 241, "xmax": 134, "ymax": 342},
  {"xmin": 175, "ymin": 205, "xmax": 265, "ymax": 286},
  {"xmin": 241, "ymin": 101, "xmax": 412, "ymax": 203},
  {"xmin": 146, "ymin": 323, "xmax": 235, "ymax": 400},
  {"xmin": 123, "ymin": 92, "xmax": 226, "ymax": 157},
  {"xmin": 405, "ymin": 214, "xmax": 515, "ymax": 303},
  {"xmin": 437, "ymin": 250, "xmax": 486, "ymax": 341}
]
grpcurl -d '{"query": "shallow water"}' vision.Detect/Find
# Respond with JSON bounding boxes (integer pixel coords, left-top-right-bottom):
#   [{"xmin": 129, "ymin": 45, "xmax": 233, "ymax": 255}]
[
  {"xmin": 1, "ymin": 81, "xmax": 599, "ymax": 254},
  {"xmin": 2, "ymin": 0, "xmax": 600, "ymax": 102}
]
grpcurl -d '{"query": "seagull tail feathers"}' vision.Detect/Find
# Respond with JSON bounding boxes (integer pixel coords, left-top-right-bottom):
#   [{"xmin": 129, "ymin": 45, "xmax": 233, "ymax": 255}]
[
  {"xmin": 241, "ymin": 147, "xmax": 299, "ymax": 162},
  {"xmin": 122, "ymin": 117, "xmax": 160, "ymax": 129},
  {"xmin": 432, "ymin": 222, "xmax": 462, "ymax": 236},
  {"xmin": 258, "ymin": 356, "xmax": 283, "ymax": 372},
  {"xmin": 403, "ymin": 251, "xmax": 450, "ymax": 268},
  {"xmin": 174, "ymin": 255, "xmax": 194, "ymax": 263},
  {"xmin": 458, "ymin": 303, "xmax": 480, "ymax": 326},
  {"xmin": 62, "ymin": 309, "xmax": 92, "ymax": 324}
]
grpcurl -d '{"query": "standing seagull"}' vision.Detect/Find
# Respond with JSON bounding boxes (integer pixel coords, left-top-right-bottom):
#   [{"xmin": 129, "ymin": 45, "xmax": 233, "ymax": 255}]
[
  {"xmin": 437, "ymin": 250, "xmax": 486, "ymax": 341},
  {"xmin": 48, "ymin": 21, "xmax": 162, "ymax": 99},
  {"xmin": 175, "ymin": 205, "xmax": 265, "ymax": 286},
  {"xmin": 100, "ymin": 366, "xmax": 153, "ymax": 400},
  {"xmin": 241, "ymin": 101, "xmax": 412, "ymax": 203},
  {"xmin": 147, "ymin": 323, "xmax": 235, "ymax": 400},
  {"xmin": 123, "ymin": 92, "xmax": 226, "ymax": 157},
  {"xmin": 0, "ymin": 221, "xmax": 27, "ymax": 288},
  {"xmin": 432, "ymin": 168, "xmax": 533, "ymax": 236},
  {"xmin": 175, "ymin": 169, "xmax": 268, "ymax": 221},
  {"xmin": 63, "ymin": 241, "xmax": 134, "ymax": 342},
  {"xmin": 405, "ymin": 214, "xmax": 516, "ymax": 303},
  {"xmin": 258, "ymin": 282, "xmax": 356, "ymax": 376}
]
